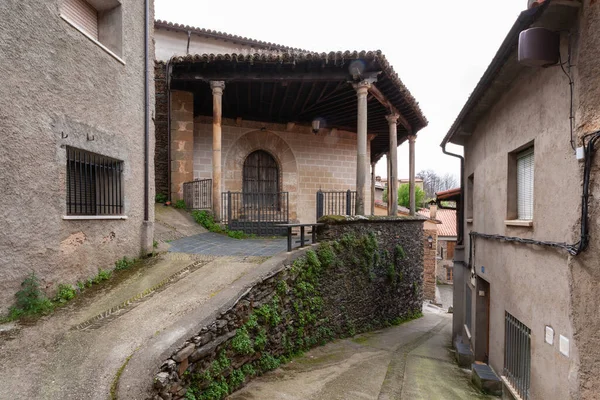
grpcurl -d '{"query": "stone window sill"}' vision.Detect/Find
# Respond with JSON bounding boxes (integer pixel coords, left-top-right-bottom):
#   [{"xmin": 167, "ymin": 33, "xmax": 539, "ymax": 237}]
[
  {"xmin": 504, "ymin": 219, "xmax": 533, "ymax": 227},
  {"xmin": 60, "ymin": 14, "xmax": 126, "ymax": 65},
  {"xmin": 466, "ymin": 218, "xmax": 473, "ymax": 224},
  {"xmin": 63, "ymin": 215, "xmax": 128, "ymax": 220}
]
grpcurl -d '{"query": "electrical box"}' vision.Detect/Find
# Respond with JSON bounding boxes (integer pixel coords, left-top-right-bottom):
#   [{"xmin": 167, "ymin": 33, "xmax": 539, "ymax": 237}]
[{"xmin": 518, "ymin": 27, "xmax": 560, "ymax": 67}]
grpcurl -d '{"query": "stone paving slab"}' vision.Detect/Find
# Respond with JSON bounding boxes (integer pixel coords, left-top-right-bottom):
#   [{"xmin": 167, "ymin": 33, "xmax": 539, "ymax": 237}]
[{"xmin": 168, "ymin": 232, "xmax": 290, "ymax": 256}]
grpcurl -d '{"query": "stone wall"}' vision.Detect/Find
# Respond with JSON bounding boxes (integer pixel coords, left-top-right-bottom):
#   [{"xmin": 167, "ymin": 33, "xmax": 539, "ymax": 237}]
[
  {"xmin": 423, "ymin": 229, "xmax": 438, "ymax": 301},
  {"xmin": 437, "ymin": 239, "xmax": 454, "ymax": 284},
  {"xmin": 155, "ymin": 62, "xmax": 169, "ymax": 199},
  {"xmin": 153, "ymin": 217, "xmax": 423, "ymax": 399},
  {"xmin": 193, "ymin": 118, "xmax": 372, "ymax": 223}
]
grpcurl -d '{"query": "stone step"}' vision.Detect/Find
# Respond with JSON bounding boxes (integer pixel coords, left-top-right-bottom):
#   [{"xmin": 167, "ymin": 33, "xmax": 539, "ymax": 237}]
[
  {"xmin": 472, "ymin": 362, "xmax": 502, "ymax": 396},
  {"xmin": 454, "ymin": 340, "xmax": 474, "ymax": 368}
]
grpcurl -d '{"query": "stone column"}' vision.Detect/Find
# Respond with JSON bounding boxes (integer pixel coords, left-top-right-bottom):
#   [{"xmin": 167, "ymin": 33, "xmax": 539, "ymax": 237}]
[
  {"xmin": 170, "ymin": 90, "xmax": 194, "ymax": 201},
  {"xmin": 408, "ymin": 134, "xmax": 417, "ymax": 215},
  {"xmin": 386, "ymin": 114, "xmax": 399, "ymax": 216},
  {"xmin": 211, "ymin": 81, "xmax": 225, "ymax": 221},
  {"xmin": 370, "ymin": 162, "xmax": 376, "ymax": 215},
  {"xmin": 386, "ymin": 152, "xmax": 391, "ymax": 210},
  {"xmin": 353, "ymin": 80, "xmax": 371, "ymax": 215}
]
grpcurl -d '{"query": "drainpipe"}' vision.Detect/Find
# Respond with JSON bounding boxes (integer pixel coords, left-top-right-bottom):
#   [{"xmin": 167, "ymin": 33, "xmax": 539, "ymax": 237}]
[
  {"xmin": 144, "ymin": 0, "xmax": 150, "ymax": 221},
  {"xmin": 441, "ymin": 141, "xmax": 464, "ymax": 246}
]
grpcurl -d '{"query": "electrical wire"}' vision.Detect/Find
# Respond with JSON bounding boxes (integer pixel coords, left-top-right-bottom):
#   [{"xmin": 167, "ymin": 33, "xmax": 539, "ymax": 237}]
[
  {"xmin": 468, "ymin": 130, "xmax": 600, "ymax": 267},
  {"xmin": 559, "ymin": 51, "xmax": 576, "ymax": 150}
]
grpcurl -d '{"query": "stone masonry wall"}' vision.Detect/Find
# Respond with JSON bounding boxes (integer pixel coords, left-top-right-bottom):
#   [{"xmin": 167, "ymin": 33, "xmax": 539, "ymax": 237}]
[
  {"xmin": 423, "ymin": 229, "xmax": 437, "ymax": 301},
  {"xmin": 153, "ymin": 217, "xmax": 423, "ymax": 399},
  {"xmin": 193, "ymin": 118, "xmax": 372, "ymax": 223},
  {"xmin": 154, "ymin": 62, "xmax": 168, "ymax": 199}
]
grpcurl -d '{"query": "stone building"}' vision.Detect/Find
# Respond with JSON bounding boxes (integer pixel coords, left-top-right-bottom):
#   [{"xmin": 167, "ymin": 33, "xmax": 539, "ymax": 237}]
[
  {"xmin": 418, "ymin": 202, "xmax": 457, "ymax": 284},
  {"xmin": 153, "ymin": 21, "xmax": 427, "ymax": 234},
  {"xmin": 0, "ymin": 0, "xmax": 154, "ymax": 312},
  {"xmin": 443, "ymin": 1, "xmax": 600, "ymax": 398}
]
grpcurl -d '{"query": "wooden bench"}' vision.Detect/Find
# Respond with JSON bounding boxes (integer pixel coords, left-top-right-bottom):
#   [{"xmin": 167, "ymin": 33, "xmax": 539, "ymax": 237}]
[{"xmin": 275, "ymin": 223, "xmax": 324, "ymax": 252}]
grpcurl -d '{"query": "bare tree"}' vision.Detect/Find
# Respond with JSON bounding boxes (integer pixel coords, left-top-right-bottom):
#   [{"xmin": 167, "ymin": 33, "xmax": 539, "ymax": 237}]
[{"xmin": 416, "ymin": 169, "xmax": 458, "ymax": 200}]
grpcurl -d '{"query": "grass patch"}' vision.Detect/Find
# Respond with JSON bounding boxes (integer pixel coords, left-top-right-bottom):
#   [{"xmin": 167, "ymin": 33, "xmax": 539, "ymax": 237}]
[{"xmin": 191, "ymin": 210, "xmax": 253, "ymax": 239}]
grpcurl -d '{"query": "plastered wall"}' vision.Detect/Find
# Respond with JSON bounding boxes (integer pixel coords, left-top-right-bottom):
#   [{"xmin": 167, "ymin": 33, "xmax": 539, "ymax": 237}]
[{"xmin": 0, "ymin": 0, "xmax": 154, "ymax": 312}]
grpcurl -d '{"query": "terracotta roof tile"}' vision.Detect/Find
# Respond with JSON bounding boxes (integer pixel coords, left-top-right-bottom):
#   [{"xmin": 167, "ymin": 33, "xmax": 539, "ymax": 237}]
[
  {"xmin": 418, "ymin": 208, "xmax": 457, "ymax": 237},
  {"xmin": 155, "ymin": 20, "xmax": 308, "ymax": 52}
]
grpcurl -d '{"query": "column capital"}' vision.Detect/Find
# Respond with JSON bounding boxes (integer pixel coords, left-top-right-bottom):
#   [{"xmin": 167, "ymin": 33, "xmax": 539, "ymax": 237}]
[
  {"xmin": 210, "ymin": 81, "xmax": 225, "ymax": 94},
  {"xmin": 352, "ymin": 78, "xmax": 375, "ymax": 95},
  {"xmin": 385, "ymin": 113, "xmax": 399, "ymax": 125},
  {"xmin": 408, "ymin": 134, "xmax": 417, "ymax": 143}
]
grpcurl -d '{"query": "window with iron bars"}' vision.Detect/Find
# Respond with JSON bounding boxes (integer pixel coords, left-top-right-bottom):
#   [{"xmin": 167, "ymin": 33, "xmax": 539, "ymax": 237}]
[
  {"xmin": 504, "ymin": 312, "xmax": 531, "ymax": 399},
  {"xmin": 66, "ymin": 147, "xmax": 124, "ymax": 216}
]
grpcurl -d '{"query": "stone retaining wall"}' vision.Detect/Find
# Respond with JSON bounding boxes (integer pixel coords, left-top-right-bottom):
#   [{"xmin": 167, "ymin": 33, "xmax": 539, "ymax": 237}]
[{"xmin": 152, "ymin": 217, "xmax": 424, "ymax": 400}]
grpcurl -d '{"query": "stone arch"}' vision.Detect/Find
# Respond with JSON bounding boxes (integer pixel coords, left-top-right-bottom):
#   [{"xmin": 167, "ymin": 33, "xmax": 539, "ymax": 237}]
[{"xmin": 225, "ymin": 130, "xmax": 298, "ymax": 221}]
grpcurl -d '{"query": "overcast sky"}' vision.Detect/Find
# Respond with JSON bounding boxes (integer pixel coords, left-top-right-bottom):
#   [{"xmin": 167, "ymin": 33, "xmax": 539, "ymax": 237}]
[{"xmin": 155, "ymin": 0, "xmax": 527, "ymax": 181}]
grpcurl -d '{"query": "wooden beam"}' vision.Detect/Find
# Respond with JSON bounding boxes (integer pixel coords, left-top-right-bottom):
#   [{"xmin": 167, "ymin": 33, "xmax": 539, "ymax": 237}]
[{"xmin": 368, "ymin": 84, "xmax": 412, "ymax": 132}]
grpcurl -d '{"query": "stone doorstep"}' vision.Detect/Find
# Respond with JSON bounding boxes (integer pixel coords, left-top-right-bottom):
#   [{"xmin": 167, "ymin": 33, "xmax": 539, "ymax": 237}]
[
  {"xmin": 472, "ymin": 363, "xmax": 502, "ymax": 397},
  {"xmin": 454, "ymin": 340, "xmax": 474, "ymax": 368}
]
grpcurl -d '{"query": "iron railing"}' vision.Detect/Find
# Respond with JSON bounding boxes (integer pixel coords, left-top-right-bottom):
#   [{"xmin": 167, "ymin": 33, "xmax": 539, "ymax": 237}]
[
  {"xmin": 66, "ymin": 146, "xmax": 123, "ymax": 215},
  {"xmin": 183, "ymin": 179, "xmax": 212, "ymax": 210},
  {"xmin": 316, "ymin": 190, "xmax": 357, "ymax": 219},
  {"xmin": 221, "ymin": 192, "xmax": 289, "ymax": 235},
  {"xmin": 504, "ymin": 312, "xmax": 531, "ymax": 400}
]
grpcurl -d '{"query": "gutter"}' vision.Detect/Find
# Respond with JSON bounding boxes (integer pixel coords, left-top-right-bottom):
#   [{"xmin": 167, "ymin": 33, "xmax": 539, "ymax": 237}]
[{"xmin": 144, "ymin": 0, "xmax": 150, "ymax": 221}]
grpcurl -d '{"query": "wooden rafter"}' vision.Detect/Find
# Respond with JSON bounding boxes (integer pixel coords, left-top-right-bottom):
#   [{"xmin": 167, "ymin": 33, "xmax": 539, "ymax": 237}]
[{"xmin": 368, "ymin": 84, "xmax": 412, "ymax": 133}]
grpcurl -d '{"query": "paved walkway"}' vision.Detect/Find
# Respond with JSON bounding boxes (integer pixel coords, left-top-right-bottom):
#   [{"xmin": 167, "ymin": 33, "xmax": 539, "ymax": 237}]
[
  {"xmin": 230, "ymin": 308, "xmax": 493, "ymax": 400},
  {"xmin": 168, "ymin": 232, "xmax": 289, "ymax": 256},
  {"xmin": 0, "ymin": 252, "xmax": 281, "ymax": 399}
]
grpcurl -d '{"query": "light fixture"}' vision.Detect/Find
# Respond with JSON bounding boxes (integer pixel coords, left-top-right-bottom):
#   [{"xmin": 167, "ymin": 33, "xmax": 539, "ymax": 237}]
[
  {"xmin": 427, "ymin": 235, "xmax": 433, "ymax": 248},
  {"xmin": 312, "ymin": 119, "xmax": 320, "ymax": 134}
]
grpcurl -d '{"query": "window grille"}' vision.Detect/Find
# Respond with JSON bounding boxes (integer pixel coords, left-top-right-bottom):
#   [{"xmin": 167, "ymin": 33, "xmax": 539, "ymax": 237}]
[
  {"xmin": 66, "ymin": 147, "xmax": 123, "ymax": 215},
  {"xmin": 517, "ymin": 148, "xmax": 534, "ymax": 220},
  {"xmin": 504, "ymin": 312, "xmax": 531, "ymax": 399},
  {"xmin": 61, "ymin": 0, "xmax": 99, "ymax": 40}
]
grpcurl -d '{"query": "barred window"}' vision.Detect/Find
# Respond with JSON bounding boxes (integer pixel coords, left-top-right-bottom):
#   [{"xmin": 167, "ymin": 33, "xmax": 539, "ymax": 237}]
[
  {"xmin": 504, "ymin": 312, "xmax": 531, "ymax": 399},
  {"xmin": 66, "ymin": 147, "xmax": 123, "ymax": 216}
]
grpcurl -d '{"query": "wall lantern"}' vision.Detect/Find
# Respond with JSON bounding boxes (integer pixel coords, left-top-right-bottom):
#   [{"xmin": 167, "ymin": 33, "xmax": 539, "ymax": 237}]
[
  {"xmin": 427, "ymin": 235, "xmax": 434, "ymax": 248},
  {"xmin": 312, "ymin": 119, "xmax": 320, "ymax": 134}
]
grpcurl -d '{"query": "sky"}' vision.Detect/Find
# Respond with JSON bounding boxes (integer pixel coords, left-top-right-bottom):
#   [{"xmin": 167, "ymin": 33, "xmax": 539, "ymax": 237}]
[{"xmin": 155, "ymin": 0, "xmax": 528, "ymax": 181}]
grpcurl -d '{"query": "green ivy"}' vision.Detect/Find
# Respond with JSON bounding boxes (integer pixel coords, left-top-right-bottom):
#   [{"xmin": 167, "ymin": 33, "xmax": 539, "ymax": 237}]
[{"xmin": 231, "ymin": 327, "xmax": 253, "ymax": 355}]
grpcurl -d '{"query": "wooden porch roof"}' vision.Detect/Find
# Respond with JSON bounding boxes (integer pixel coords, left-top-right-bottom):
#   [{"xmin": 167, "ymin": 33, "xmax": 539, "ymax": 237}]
[{"xmin": 168, "ymin": 50, "xmax": 427, "ymax": 162}]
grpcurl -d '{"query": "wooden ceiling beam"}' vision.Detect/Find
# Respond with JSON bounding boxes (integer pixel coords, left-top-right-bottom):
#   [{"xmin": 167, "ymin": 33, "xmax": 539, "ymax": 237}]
[{"xmin": 368, "ymin": 84, "xmax": 412, "ymax": 133}]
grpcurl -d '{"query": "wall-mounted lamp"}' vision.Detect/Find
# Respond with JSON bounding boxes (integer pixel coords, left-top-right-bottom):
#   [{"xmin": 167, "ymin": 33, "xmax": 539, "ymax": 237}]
[
  {"xmin": 312, "ymin": 119, "xmax": 320, "ymax": 134},
  {"xmin": 427, "ymin": 235, "xmax": 433, "ymax": 248}
]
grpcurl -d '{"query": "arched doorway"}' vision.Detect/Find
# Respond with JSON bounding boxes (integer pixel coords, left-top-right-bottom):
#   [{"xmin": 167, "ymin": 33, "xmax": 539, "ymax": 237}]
[{"xmin": 243, "ymin": 150, "xmax": 279, "ymax": 205}]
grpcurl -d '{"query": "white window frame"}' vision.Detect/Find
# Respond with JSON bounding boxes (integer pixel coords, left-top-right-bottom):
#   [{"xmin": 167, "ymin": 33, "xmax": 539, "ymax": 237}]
[{"xmin": 516, "ymin": 148, "xmax": 534, "ymax": 221}]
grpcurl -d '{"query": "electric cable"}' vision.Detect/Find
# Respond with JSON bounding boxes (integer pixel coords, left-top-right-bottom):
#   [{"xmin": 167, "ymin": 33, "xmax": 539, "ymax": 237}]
[{"xmin": 468, "ymin": 130, "xmax": 600, "ymax": 267}]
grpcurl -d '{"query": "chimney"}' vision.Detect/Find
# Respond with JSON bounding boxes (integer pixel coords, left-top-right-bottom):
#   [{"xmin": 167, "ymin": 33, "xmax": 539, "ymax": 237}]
[{"xmin": 429, "ymin": 203, "xmax": 437, "ymax": 220}]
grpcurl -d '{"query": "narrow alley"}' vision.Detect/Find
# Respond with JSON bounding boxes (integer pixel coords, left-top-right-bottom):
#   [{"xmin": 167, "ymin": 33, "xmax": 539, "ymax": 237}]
[{"xmin": 229, "ymin": 306, "xmax": 492, "ymax": 400}]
